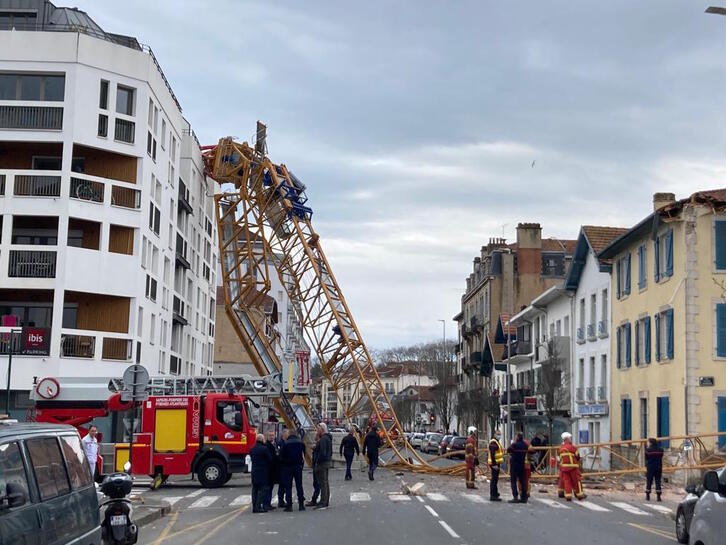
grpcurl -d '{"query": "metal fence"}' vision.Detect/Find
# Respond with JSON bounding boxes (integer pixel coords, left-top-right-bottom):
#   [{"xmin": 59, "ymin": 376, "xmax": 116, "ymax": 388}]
[
  {"xmin": 14, "ymin": 175, "xmax": 61, "ymax": 197},
  {"xmin": 114, "ymin": 118, "xmax": 135, "ymax": 144},
  {"xmin": 111, "ymin": 185, "xmax": 140, "ymax": 209},
  {"xmin": 0, "ymin": 105, "xmax": 63, "ymax": 130},
  {"xmin": 60, "ymin": 334, "xmax": 96, "ymax": 358},
  {"xmin": 8, "ymin": 250, "xmax": 57, "ymax": 278},
  {"xmin": 101, "ymin": 338, "xmax": 132, "ymax": 361},
  {"xmin": 70, "ymin": 177, "xmax": 104, "ymax": 203}
]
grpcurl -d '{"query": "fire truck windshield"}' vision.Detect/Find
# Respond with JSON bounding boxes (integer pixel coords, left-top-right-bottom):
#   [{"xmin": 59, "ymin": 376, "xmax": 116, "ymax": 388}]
[{"xmin": 216, "ymin": 401, "xmax": 243, "ymax": 431}]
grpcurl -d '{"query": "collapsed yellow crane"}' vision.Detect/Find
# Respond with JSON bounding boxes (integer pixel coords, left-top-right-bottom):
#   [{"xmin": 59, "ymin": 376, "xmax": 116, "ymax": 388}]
[{"xmin": 204, "ymin": 123, "xmax": 432, "ymax": 469}]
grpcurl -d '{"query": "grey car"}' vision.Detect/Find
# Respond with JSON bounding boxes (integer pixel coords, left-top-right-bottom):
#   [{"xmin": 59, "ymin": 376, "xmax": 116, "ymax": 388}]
[
  {"xmin": 688, "ymin": 467, "xmax": 726, "ymax": 545},
  {"xmin": 0, "ymin": 420, "xmax": 102, "ymax": 545}
]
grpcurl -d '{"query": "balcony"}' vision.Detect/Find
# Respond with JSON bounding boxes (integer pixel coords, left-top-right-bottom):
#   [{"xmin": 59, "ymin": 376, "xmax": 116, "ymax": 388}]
[
  {"xmin": 111, "ymin": 185, "xmax": 141, "ymax": 209},
  {"xmin": 8, "ymin": 250, "xmax": 57, "ymax": 278},
  {"xmin": 101, "ymin": 337, "xmax": 132, "ymax": 361},
  {"xmin": 514, "ymin": 340, "xmax": 531, "ymax": 355},
  {"xmin": 175, "ymin": 234, "xmax": 191, "ymax": 270},
  {"xmin": 598, "ymin": 320, "xmax": 608, "ymax": 338},
  {"xmin": 173, "ymin": 296, "xmax": 188, "ymax": 326},
  {"xmin": 586, "ymin": 386, "xmax": 595, "ymax": 403},
  {"xmin": 178, "ymin": 182, "xmax": 193, "ymax": 214},
  {"xmin": 576, "ymin": 327, "xmax": 585, "ymax": 344},
  {"xmin": 70, "ymin": 177, "xmax": 104, "ymax": 203},
  {"xmin": 587, "ymin": 324, "xmax": 597, "ymax": 341},
  {"xmin": 500, "ymin": 388, "xmax": 532, "ymax": 406},
  {"xmin": 60, "ymin": 334, "xmax": 96, "ymax": 358},
  {"xmin": 0, "ymin": 105, "xmax": 63, "ymax": 130},
  {"xmin": 576, "ymin": 387, "xmax": 584, "ymax": 403},
  {"xmin": 114, "ymin": 118, "xmax": 135, "ymax": 144},
  {"xmin": 14, "ymin": 174, "xmax": 61, "ymax": 197},
  {"xmin": 597, "ymin": 386, "xmax": 607, "ymax": 402}
]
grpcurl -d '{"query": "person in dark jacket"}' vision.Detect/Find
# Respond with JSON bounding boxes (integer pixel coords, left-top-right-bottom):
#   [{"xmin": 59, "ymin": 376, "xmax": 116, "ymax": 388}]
[
  {"xmin": 363, "ymin": 426, "xmax": 382, "ymax": 481},
  {"xmin": 340, "ymin": 428, "xmax": 360, "ymax": 480},
  {"xmin": 313, "ymin": 423, "xmax": 332, "ymax": 509},
  {"xmin": 264, "ymin": 430, "xmax": 280, "ymax": 510},
  {"xmin": 507, "ymin": 432, "xmax": 529, "ymax": 504},
  {"xmin": 645, "ymin": 437, "xmax": 664, "ymax": 501},
  {"xmin": 279, "ymin": 429, "xmax": 306, "ymax": 511},
  {"xmin": 250, "ymin": 434, "xmax": 273, "ymax": 513},
  {"xmin": 275, "ymin": 429, "xmax": 289, "ymax": 507},
  {"xmin": 306, "ymin": 434, "xmax": 321, "ymax": 507}
]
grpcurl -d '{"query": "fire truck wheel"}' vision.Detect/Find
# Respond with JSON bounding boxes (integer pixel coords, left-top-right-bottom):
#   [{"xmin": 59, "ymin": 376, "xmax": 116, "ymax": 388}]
[{"xmin": 198, "ymin": 459, "xmax": 227, "ymax": 488}]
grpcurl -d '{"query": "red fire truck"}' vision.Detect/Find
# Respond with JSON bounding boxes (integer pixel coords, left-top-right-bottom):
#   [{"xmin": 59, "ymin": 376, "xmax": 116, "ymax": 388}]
[{"xmin": 32, "ymin": 373, "xmax": 311, "ymax": 488}]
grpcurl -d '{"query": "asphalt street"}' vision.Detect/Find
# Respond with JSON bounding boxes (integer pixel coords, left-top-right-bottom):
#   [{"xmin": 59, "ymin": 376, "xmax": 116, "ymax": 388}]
[{"xmin": 136, "ymin": 466, "xmax": 678, "ymax": 545}]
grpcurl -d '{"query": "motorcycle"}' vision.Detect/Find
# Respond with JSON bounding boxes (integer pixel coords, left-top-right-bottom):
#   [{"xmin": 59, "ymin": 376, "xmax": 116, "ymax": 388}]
[{"xmin": 100, "ymin": 463, "xmax": 138, "ymax": 545}]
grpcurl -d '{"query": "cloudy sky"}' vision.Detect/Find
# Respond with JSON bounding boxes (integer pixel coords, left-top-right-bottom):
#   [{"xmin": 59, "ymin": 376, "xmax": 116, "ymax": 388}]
[{"xmin": 77, "ymin": 1, "xmax": 726, "ymax": 349}]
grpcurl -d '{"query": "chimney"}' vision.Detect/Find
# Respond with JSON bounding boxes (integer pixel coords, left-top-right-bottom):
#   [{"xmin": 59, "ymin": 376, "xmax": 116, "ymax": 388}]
[
  {"xmin": 516, "ymin": 223, "xmax": 542, "ymax": 275},
  {"xmin": 653, "ymin": 192, "xmax": 676, "ymax": 212}
]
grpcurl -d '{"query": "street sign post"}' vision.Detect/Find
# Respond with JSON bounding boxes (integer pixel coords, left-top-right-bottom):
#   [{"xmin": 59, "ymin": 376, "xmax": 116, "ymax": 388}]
[{"xmin": 120, "ymin": 365, "xmax": 149, "ymax": 472}]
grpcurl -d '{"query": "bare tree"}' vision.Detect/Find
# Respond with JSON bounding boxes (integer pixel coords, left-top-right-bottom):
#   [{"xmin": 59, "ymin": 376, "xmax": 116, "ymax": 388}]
[
  {"xmin": 392, "ymin": 394, "xmax": 417, "ymax": 430},
  {"xmin": 536, "ymin": 338, "xmax": 570, "ymax": 440}
]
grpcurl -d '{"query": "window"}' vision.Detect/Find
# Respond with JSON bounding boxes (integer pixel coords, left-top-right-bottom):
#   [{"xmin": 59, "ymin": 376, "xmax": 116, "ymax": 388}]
[
  {"xmin": 640, "ymin": 398, "xmax": 648, "ymax": 439},
  {"xmin": 0, "ymin": 442, "xmax": 30, "ymax": 507},
  {"xmin": 638, "ymin": 244, "xmax": 647, "ymax": 290},
  {"xmin": 161, "ymin": 119, "xmax": 167, "ymax": 149},
  {"xmin": 621, "ymin": 399, "xmax": 632, "ymax": 440},
  {"xmin": 635, "ymin": 316, "xmax": 651, "ymax": 365},
  {"xmin": 655, "ymin": 309, "xmax": 674, "ymax": 361},
  {"xmin": 616, "ymin": 323, "xmax": 631, "ymax": 368},
  {"xmin": 0, "ymin": 11, "xmax": 38, "ymax": 30},
  {"xmin": 116, "ymin": 85, "xmax": 135, "ymax": 116},
  {"xmin": 0, "ymin": 73, "xmax": 65, "ymax": 101},
  {"xmin": 657, "ymin": 396, "xmax": 670, "ymax": 447},
  {"xmin": 654, "ymin": 229, "xmax": 673, "ymax": 282},
  {"xmin": 26, "ymin": 437, "xmax": 71, "ymax": 501},
  {"xmin": 137, "ymin": 306, "xmax": 144, "ymax": 337},
  {"xmin": 716, "ymin": 220, "xmax": 726, "ymax": 271},
  {"xmin": 542, "ymin": 252, "xmax": 564, "ymax": 276},
  {"xmin": 616, "ymin": 253, "xmax": 631, "ymax": 298},
  {"xmin": 600, "ymin": 355, "xmax": 607, "ymax": 393},
  {"xmin": 717, "ymin": 304, "xmax": 726, "ymax": 358},
  {"xmin": 145, "ymin": 274, "xmax": 158, "ymax": 302},
  {"xmin": 149, "ymin": 203, "xmax": 161, "ymax": 235},
  {"xmin": 150, "ymin": 313, "xmax": 156, "ymax": 345},
  {"xmin": 59, "ymin": 435, "xmax": 92, "ymax": 490},
  {"xmin": 99, "ymin": 80, "xmax": 109, "ymax": 109},
  {"xmin": 97, "ymin": 114, "xmax": 108, "ymax": 137}
]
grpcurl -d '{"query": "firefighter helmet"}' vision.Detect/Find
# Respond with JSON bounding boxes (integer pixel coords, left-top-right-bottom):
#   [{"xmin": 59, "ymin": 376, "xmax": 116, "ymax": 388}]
[{"xmin": 467, "ymin": 426, "xmax": 477, "ymax": 434}]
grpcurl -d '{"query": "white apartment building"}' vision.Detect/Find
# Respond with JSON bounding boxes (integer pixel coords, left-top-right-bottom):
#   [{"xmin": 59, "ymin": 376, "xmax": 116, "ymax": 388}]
[
  {"xmin": 0, "ymin": 2, "xmax": 218, "ymax": 421},
  {"xmin": 564, "ymin": 226, "xmax": 625, "ymax": 470}
]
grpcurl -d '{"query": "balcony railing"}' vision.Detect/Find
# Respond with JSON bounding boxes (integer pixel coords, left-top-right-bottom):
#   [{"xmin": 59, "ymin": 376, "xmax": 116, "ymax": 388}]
[
  {"xmin": 576, "ymin": 327, "xmax": 585, "ymax": 344},
  {"xmin": 111, "ymin": 185, "xmax": 141, "ymax": 209},
  {"xmin": 60, "ymin": 334, "xmax": 96, "ymax": 358},
  {"xmin": 0, "ymin": 105, "xmax": 63, "ymax": 130},
  {"xmin": 14, "ymin": 175, "xmax": 61, "ymax": 197},
  {"xmin": 173, "ymin": 296, "xmax": 188, "ymax": 325},
  {"xmin": 101, "ymin": 337, "xmax": 132, "ymax": 360},
  {"xmin": 8, "ymin": 250, "xmax": 57, "ymax": 278},
  {"xmin": 70, "ymin": 177, "xmax": 104, "ymax": 203},
  {"xmin": 575, "ymin": 387, "xmax": 585, "ymax": 403},
  {"xmin": 586, "ymin": 386, "xmax": 595, "ymax": 402},
  {"xmin": 597, "ymin": 386, "xmax": 607, "ymax": 401},
  {"xmin": 178, "ymin": 184, "xmax": 193, "ymax": 214},
  {"xmin": 176, "ymin": 234, "xmax": 190, "ymax": 269},
  {"xmin": 598, "ymin": 320, "xmax": 608, "ymax": 338},
  {"xmin": 587, "ymin": 324, "xmax": 596, "ymax": 341},
  {"xmin": 114, "ymin": 118, "xmax": 135, "ymax": 143}
]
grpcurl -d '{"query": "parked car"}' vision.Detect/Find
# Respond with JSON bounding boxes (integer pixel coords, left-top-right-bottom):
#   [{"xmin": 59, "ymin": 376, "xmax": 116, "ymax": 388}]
[
  {"xmin": 448, "ymin": 436, "xmax": 467, "ymax": 459},
  {"xmin": 439, "ymin": 434, "xmax": 455, "ymax": 456},
  {"xmin": 422, "ymin": 433, "xmax": 443, "ymax": 454},
  {"xmin": 0, "ymin": 419, "xmax": 102, "ymax": 545},
  {"xmin": 687, "ymin": 467, "xmax": 726, "ymax": 545},
  {"xmin": 410, "ymin": 433, "xmax": 426, "ymax": 449},
  {"xmin": 676, "ymin": 481, "xmax": 703, "ymax": 543}
]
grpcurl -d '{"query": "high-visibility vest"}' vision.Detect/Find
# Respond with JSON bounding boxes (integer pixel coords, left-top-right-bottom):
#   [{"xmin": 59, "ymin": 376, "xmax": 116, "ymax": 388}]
[
  {"xmin": 488, "ymin": 438, "xmax": 504, "ymax": 465},
  {"xmin": 559, "ymin": 448, "xmax": 579, "ymax": 469}
]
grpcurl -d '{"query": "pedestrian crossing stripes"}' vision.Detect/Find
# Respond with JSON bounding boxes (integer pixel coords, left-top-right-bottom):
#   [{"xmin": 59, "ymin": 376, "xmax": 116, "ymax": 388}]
[
  {"xmin": 644, "ymin": 503, "xmax": 673, "ymax": 514},
  {"xmin": 534, "ymin": 497, "xmax": 570, "ymax": 509},
  {"xmin": 608, "ymin": 502, "xmax": 648, "ymax": 516},
  {"xmin": 575, "ymin": 500, "xmax": 611, "ymax": 512},
  {"xmin": 350, "ymin": 492, "xmax": 371, "ymax": 502},
  {"xmin": 189, "ymin": 496, "xmax": 219, "ymax": 508},
  {"xmin": 461, "ymin": 494, "xmax": 486, "ymax": 504},
  {"xmin": 426, "ymin": 493, "xmax": 449, "ymax": 502},
  {"xmin": 230, "ymin": 494, "xmax": 251, "ymax": 506},
  {"xmin": 388, "ymin": 494, "xmax": 412, "ymax": 501},
  {"xmin": 185, "ymin": 489, "xmax": 205, "ymax": 498}
]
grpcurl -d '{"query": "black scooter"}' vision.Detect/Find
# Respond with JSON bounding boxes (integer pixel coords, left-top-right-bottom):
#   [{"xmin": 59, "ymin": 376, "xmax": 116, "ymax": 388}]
[{"xmin": 99, "ymin": 467, "xmax": 138, "ymax": 545}]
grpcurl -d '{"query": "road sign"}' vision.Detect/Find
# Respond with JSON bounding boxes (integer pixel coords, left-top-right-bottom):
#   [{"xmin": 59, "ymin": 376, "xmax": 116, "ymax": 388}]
[{"xmin": 120, "ymin": 364, "xmax": 149, "ymax": 402}]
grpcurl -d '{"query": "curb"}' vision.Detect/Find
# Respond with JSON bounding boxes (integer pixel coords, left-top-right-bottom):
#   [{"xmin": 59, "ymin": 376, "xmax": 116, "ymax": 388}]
[{"xmin": 135, "ymin": 503, "xmax": 171, "ymax": 527}]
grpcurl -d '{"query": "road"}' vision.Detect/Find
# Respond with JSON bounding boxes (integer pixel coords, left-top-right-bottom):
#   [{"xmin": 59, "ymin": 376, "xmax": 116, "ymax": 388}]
[{"xmin": 136, "ymin": 465, "xmax": 677, "ymax": 545}]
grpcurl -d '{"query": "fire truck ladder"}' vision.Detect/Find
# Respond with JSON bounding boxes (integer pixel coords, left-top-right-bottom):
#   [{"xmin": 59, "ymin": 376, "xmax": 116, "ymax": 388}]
[
  {"xmin": 206, "ymin": 126, "xmax": 430, "ymax": 470},
  {"xmin": 107, "ymin": 373, "xmax": 285, "ymax": 397}
]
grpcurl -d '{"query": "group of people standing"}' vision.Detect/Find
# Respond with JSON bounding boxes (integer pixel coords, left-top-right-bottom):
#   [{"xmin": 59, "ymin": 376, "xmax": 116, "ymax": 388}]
[{"xmin": 249, "ymin": 422, "xmax": 383, "ymax": 514}]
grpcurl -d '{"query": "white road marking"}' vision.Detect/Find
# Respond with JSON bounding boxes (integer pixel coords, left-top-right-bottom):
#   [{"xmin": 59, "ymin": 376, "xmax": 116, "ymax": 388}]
[
  {"xmin": 415, "ymin": 495, "xmax": 424, "ymax": 503},
  {"xmin": 439, "ymin": 521, "xmax": 460, "ymax": 539},
  {"xmin": 426, "ymin": 493, "xmax": 449, "ymax": 502},
  {"xmin": 609, "ymin": 501, "xmax": 649, "ymax": 516},
  {"xmin": 230, "ymin": 495, "xmax": 251, "ymax": 506},
  {"xmin": 163, "ymin": 497, "xmax": 184, "ymax": 506},
  {"xmin": 388, "ymin": 494, "xmax": 412, "ymax": 502},
  {"xmin": 575, "ymin": 500, "xmax": 611, "ymax": 512},
  {"xmin": 425, "ymin": 505, "xmax": 439, "ymax": 518},
  {"xmin": 350, "ymin": 492, "xmax": 371, "ymax": 502},
  {"xmin": 462, "ymin": 493, "xmax": 486, "ymax": 504},
  {"xmin": 185, "ymin": 489, "xmax": 204, "ymax": 498},
  {"xmin": 189, "ymin": 496, "xmax": 219, "ymax": 509},
  {"xmin": 534, "ymin": 497, "xmax": 571, "ymax": 509},
  {"xmin": 644, "ymin": 503, "xmax": 673, "ymax": 514}
]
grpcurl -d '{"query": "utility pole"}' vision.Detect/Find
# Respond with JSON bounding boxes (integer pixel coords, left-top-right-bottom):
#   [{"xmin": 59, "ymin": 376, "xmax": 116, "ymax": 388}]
[{"xmin": 4, "ymin": 329, "xmax": 20, "ymax": 417}]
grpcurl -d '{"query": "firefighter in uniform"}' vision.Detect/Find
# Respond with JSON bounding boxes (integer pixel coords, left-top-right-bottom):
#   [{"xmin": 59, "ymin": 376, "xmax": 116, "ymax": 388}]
[
  {"xmin": 465, "ymin": 426, "xmax": 479, "ymax": 489},
  {"xmin": 558, "ymin": 432, "xmax": 586, "ymax": 501},
  {"xmin": 488, "ymin": 429, "xmax": 504, "ymax": 501}
]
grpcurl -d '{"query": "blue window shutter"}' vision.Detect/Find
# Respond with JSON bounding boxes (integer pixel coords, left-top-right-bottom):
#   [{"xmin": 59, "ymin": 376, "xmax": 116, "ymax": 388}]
[
  {"xmin": 666, "ymin": 308, "xmax": 674, "ymax": 360},
  {"xmin": 718, "ymin": 304, "xmax": 726, "ymax": 358},
  {"xmin": 634, "ymin": 320, "xmax": 640, "ymax": 365},
  {"xmin": 716, "ymin": 221, "xmax": 726, "ymax": 270},
  {"xmin": 665, "ymin": 230, "xmax": 673, "ymax": 277},
  {"xmin": 638, "ymin": 246, "xmax": 645, "ymax": 289},
  {"xmin": 657, "ymin": 397, "xmax": 670, "ymax": 448},
  {"xmin": 644, "ymin": 316, "xmax": 651, "ymax": 363},
  {"xmin": 616, "ymin": 327, "xmax": 622, "ymax": 369},
  {"xmin": 616, "ymin": 259, "xmax": 622, "ymax": 299},
  {"xmin": 625, "ymin": 253, "xmax": 631, "ymax": 295},
  {"xmin": 654, "ymin": 237, "xmax": 660, "ymax": 282},
  {"xmin": 625, "ymin": 323, "xmax": 632, "ymax": 367},
  {"xmin": 655, "ymin": 314, "xmax": 661, "ymax": 362},
  {"xmin": 622, "ymin": 399, "xmax": 632, "ymax": 440}
]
